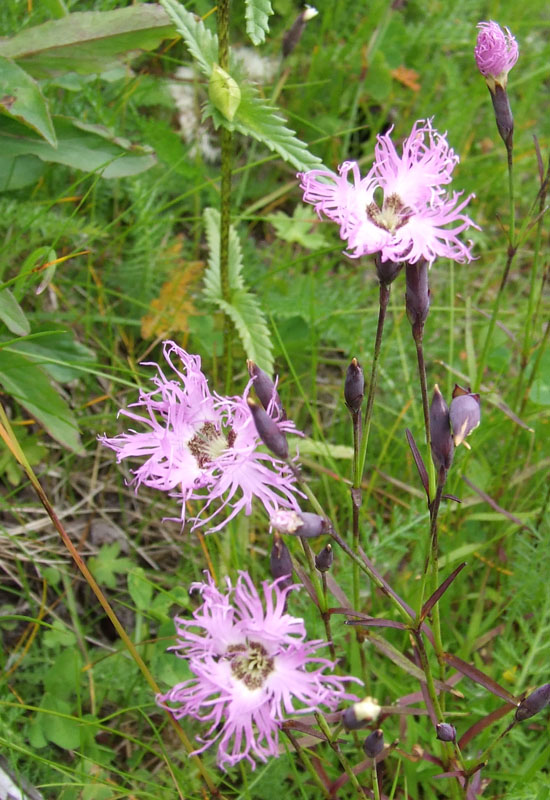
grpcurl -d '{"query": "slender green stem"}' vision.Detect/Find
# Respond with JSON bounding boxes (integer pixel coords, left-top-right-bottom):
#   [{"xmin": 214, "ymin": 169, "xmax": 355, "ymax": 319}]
[
  {"xmin": 315, "ymin": 713, "xmax": 369, "ymax": 800},
  {"xmin": 372, "ymin": 763, "xmax": 381, "ymax": 800},
  {"xmin": 321, "ymin": 571, "xmax": 336, "ymax": 660},
  {"xmin": 281, "ymin": 727, "xmax": 331, "ymax": 797},
  {"xmin": 357, "ymin": 282, "xmax": 391, "ymax": 484},
  {"xmin": 351, "ymin": 406, "xmax": 362, "ymax": 610},
  {"xmin": 413, "ymin": 328, "xmax": 436, "ymax": 500}
]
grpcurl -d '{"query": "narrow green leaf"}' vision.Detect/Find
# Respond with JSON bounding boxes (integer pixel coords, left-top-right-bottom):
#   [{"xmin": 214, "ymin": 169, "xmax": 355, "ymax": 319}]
[
  {"xmin": 0, "ymin": 115, "xmax": 156, "ymax": 179},
  {"xmin": 0, "ymin": 5, "xmax": 176, "ymax": 79},
  {"xmin": 245, "ymin": 0, "xmax": 274, "ymax": 46},
  {"xmin": 0, "ymin": 56, "xmax": 56, "ymax": 146},
  {"xmin": 203, "ymin": 206, "xmax": 244, "ymax": 299},
  {"xmin": 218, "ymin": 291, "xmax": 273, "ymax": 374},
  {"xmin": 159, "ymin": 0, "xmax": 218, "ymax": 76},
  {"xmin": 0, "ymin": 350, "xmax": 83, "ymax": 454},
  {"xmin": 0, "ymin": 289, "xmax": 31, "ymax": 336},
  {"xmin": 229, "ymin": 82, "xmax": 322, "ymax": 171}
]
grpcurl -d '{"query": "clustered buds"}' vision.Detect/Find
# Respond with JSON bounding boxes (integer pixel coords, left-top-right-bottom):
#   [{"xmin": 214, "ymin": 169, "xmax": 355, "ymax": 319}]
[
  {"xmin": 363, "ymin": 728, "xmax": 384, "ymax": 759},
  {"xmin": 342, "ymin": 697, "xmax": 381, "ymax": 730},
  {"xmin": 344, "ymin": 358, "xmax": 364, "ymax": 413},
  {"xmin": 515, "ymin": 684, "xmax": 550, "ymax": 722},
  {"xmin": 436, "ymin": 722, "xmax": 457, "ymax": 742}
]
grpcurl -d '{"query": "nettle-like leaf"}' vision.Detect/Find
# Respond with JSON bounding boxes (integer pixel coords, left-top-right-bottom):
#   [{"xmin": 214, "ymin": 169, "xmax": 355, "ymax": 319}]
[
  {"xmin": 203, "ymin": 207, "xmax": 273, "ymax": 373},
  {"xmin": 245, "ymin": 0, "xmax": 274, "ymax": 46},
  {"xmin": 269, "ymin": 205, "xmax": 329, "ymax": 250},
  {"xmin": 160, "ymin": 0, "xmax": 218, "ymax": 76}
]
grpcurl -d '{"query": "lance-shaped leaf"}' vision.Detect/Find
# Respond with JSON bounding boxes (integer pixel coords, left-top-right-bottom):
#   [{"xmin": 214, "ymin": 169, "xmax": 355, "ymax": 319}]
[
  {"xmin": 0, "ymin": 5, "xmax": 175, "ymax": 79},
  {"xmin": 458, "ymin": 704, "xmax": 514, "ymax": 749},
  {"xmin": 0, "ymin": 115, "xmax": 155, "ymax": 178},
  {"xmin": 366, "ymin": 631, "xmax": 455, "ymax": 695},
  {"xmin": 0, "ymin": 289, "xmax": 30, "ymax": 337},
  {"xmin": 0, "ymin": 57, "xmax": 56, "ymax": 146},
  {"xmin": 443, "ymin": 652, "xmax": 519, "ymax": 706},
  {"xmin": 405, "ymin": 427, "xmax": 429, "ymax": 499},
  {"xmin": 420, "ymin": 562, "xmax": 467, "ymax": 623},
  {"xmin": 245, "ymin": 0, "xmax": 274, "ymax": 45}
]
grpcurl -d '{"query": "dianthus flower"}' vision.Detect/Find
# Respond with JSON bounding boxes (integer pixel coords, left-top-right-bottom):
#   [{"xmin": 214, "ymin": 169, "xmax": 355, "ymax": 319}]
[
  {"xmin": 99, "ymin": 341, "xmax": 300, "ymax": 532},
  {"xmin": 474, "ymin": 21, "xmax": 519, "ymax": 88},
  {"xmin": 156, "ymin": 572, "xmax": 360, "ymax": 770},
  {"xmin": 298, "ymin": 119, "xmax": 477, "ymax": 265}
]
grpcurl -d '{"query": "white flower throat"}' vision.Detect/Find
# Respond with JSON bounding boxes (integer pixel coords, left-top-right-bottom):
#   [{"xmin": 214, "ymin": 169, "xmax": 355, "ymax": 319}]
[
  {"xmin": 367, "ymin": 191, "xmax": 413, "ymax": 234},
  {"xmin": 188, "ymin": 421, "xmax": 236, "ymax": 467},
  {"xmin": 228, "ymin": 641, "xmax": 274, "ymax": 690}
]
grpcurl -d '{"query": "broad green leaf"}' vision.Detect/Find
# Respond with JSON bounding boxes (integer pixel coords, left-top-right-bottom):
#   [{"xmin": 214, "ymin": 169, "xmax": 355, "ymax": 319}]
[
  {"xmin": 0, "ymin": 115, "xmax": 156, "ymax": 179},
  {"xmin": 0, "ymin": 350, "xmax": 83, "ymax": 454},
  {"xmin": 218, "ymin": 290, "xmax": 273, "ymax": 373},
  {"xmin": 0, "ymin": 153, "xmax": 45, "ymax": 191},
  {"xmin": 203, "ymin": 206, "xmax": 244, "ymax": 299},
  {"xmin": 0, "ymin": 56, "xmax": 56, "ymax": 146},
  {"xmin": 39, "ymin": 694, "xmax": 81, "ymax": 750},
  {"xmin": 269, "ymin": 205, "xmax": 329, "ymax": 249},
  {"xmin": 160, "ymin": 0, "xmax": 218, "ymax": 76},
  {"xmin": 128, "ymin": 567, "xmax": 154, "ymax": 611},
  {"xmin": 0, "ymin": 288, "xmax": 30, "ymax": 336},
  {"xmin": 0, "ymin": 5, "xmax": 176, "ymax": 79},
  {"xmin": 88, "ymin": 542, "xmax": 134, "ymax": 590},
  {"xmin": 245, "ymin": 0, "xmax": 274, "ymax": 45},
  {"xmin": 226, "ymin": 82, "xmax": 322, "ymax": 172}
]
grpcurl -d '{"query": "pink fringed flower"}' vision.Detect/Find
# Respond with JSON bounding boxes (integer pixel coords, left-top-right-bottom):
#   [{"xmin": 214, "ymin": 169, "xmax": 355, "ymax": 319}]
[
  {"xmin": 156, "ymin": 572, "xmax": 360, "ymax": 770},
  {"xmin": 99, "ymin": 341, "xmax": 300, "ymax": 532},
  {"xmin": 475, "ymin": 21, "xmax": 519, "ymax": 88},
  {"xmin": 298, "ymin": 119, "xmax": 478, "ymax": 265}
]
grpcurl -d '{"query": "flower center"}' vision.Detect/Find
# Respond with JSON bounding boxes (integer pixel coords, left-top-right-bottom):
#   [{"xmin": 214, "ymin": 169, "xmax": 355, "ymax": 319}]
[
  {"xmin": 228, "ymin": 641, "xmax": 274, "ymax": 690},
  {"xmin": 367, "ymin": 192, "xmax": 413, "ymax": 234},
  {"xmin": 187, "ymin": 421, "xmax": 236, "ymax": 468}
]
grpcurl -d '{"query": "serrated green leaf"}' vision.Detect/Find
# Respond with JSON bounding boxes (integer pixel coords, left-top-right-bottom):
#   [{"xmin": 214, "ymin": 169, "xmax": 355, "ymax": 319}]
[
  {"xmin": 0, "ymin": 56, "xmax": 56, "ymax": 146},
  {"xmin": 229, "ymin": 82, "xmax": 322, "ymax": 171},
  {"xmin": 160, "ymin": 0, "xmax": 218, "ymax": 76},
  {"xmin": 0, "ymin": 5, "xmax": 176, "ymax": 79},
  {"xmin": 0, "ymin": 288, "xmax": 30, "ymax": 336},
  {"xmin": 245, "ymin": 0, "xmax": 274, "ymax": 45},
  {"xmin": 203, "ymin": 206, "xmax": 244, "ymax": 299},
  {"xmin": 0, "ymin": 349, "xmax": 83, "ymax": 454},
  {"xmin": 0, "ymin": 114, "xmax": 156, "ymax": 179},
  {"xmin": 218, "ymin": 291, "xmax": 273, "ymax": 373}
]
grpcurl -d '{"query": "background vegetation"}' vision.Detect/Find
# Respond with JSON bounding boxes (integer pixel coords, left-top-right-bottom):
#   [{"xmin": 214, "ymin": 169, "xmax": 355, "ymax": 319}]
[{"xmin": 0, "ymin": 0, "xmax": 549, "ymax": 797}]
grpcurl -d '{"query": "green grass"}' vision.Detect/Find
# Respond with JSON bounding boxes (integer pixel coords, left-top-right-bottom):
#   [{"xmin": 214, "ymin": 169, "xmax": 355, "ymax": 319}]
[{"xmin": 0, "ymin": 0, "xmax": 549, "ymax": 797}]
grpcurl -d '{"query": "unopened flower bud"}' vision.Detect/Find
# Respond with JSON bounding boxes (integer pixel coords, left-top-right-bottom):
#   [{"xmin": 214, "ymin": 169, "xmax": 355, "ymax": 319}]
[
  {"xmin": 515, "ymin": 684, "xmax": 550, "ymax": 722},
  {"xmin": 430, "ymin": 384, "xmax": 454, "ymax": 473},
  {"xmin": 474, "ymin": 22, "xmax": 518, "ymax": 149},
  {"xmin": 247, "ymin": 360, "xmax": 284, "ymax": 418},
  {"xmin": 449, "ymin": 386, "xmax": 481, "ymax": 447},
  {"xmin": 436, "ymin": 722, "xmax": 456, "ymax": 742},
  {"xmin": 271, "ymin": 509, "xmax": 304, "ymax": 534},
  {"xmin": 342, "ymin": 697, "xmax": 381, "ymax": 730},
  {"xmin": 405, "ymin": 259, "xmax": 430, "ymax": 335},
  {"xmin": 315, "ymin": 543, "xmax": 333, "ymax": 572},
  {"xmin": 270, "ymin": 535, "xmax": 293, "ymax": 587},
  {"xmin": 344, "ymin": 358, "xmax": 364, "ymax": 413},
  {"xmin": 248, "ymin": 398, "xmax": 288, "ymax": 459},
  {"xmin": 296, "ymin": 512, "xmax": 326, "ymax": 538},
  {"xmin": 363, "ymin": 728, "xmax": 384, "ymax": 759},
  {"xmin": 282, "ymin": 6, "xmax": 318, "ymax": 58}
]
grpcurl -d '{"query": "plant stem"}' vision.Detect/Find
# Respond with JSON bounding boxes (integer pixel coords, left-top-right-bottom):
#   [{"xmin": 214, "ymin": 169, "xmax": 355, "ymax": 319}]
[
  {"xmin": 413, "ymin": 326, "xmax": 436, "ymax": 500},
  {"xmin": 315, "ymin": 713, "xmax": 370, "ymax": 800},
  {"xmin": 281, "ymin": 727, "xmax": 331, "ymax": 797}
]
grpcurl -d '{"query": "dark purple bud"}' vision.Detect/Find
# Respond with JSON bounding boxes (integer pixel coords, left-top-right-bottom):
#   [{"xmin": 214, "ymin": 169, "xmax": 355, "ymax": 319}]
[
  {"xmin": 342, "ymin": 698, "xmax": 382, "ymax": 730},
  {"xmin": 405, "ymin": 259, "xmax": 430, "ymax": 335},
  {"xmin": 271, "ymin": 510, "xmax": 327, "ymax": 538},
  {"xmin": 248, "ymin": 398, "xmax": 288, "ymax": 459},
  {"xmin": 515, "ymin": 684, "xmax": 550, "ymax": 722},
  {"xmin": 315, "ymin": 543, "xmax": 333, "ymax": 572},
  {"xmin": 297, "ymin": 512, "xmax": 327, "ymax": 538},
  {"xmin": 436, "ymin": 722, "xmax": 456, "ymax": 742},
  {"xmin": 490, "ymin": 85, "xmax": 514, "ymax": 149},
  {"xmin": 429, "ymin": 384, "xmax": 454, "ymax": 473},
  {"xmin": 449, "ymin": 391, "xmax": 481, "ymax": 448},
  {"xmin": 363, "ymin": 728, "xmax": 384, "ymax": 759},
  {"xmin": 344, "ymin": 358, "xmax": 364, "ymax": 413},
  {"xmin": 247, "ymin": 360, "xmax": 284, "ymax": 418},
  {"xmin": 282, "ymin": 6, "xmax": 318, "ymax": 58},
  {"xmin": 270, "ymin": 535, "xmax": 293, "ymax": 587},
  {"xmin": 375, "ymin": 253, "xmax": 403, "ymax": 286}
]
